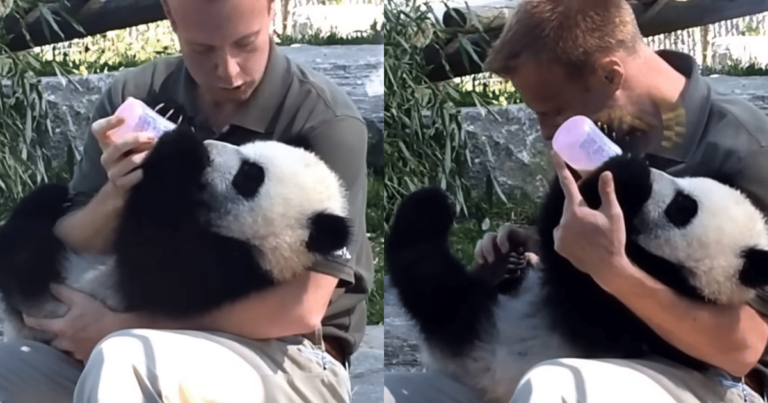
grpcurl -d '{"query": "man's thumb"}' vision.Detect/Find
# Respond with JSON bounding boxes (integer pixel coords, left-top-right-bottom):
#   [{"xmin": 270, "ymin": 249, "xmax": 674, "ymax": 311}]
[{"xmin": 598, "ymin": 171, "xmax": 621, "ymax": 214}]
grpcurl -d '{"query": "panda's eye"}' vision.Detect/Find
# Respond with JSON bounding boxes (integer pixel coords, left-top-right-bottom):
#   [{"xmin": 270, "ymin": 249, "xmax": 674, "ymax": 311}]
[
  {"xmin": 664, "ymin": 191, "xmax": 698, "ymax": 228},
  {"xmin": 232, "ymin": 161, "xmax": 265, "ymax": 199}
]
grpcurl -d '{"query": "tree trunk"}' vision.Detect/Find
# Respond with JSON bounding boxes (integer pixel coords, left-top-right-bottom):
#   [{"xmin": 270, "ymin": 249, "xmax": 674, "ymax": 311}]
[{"xmin": 4, "ymin": 0, "xmax": 166, "ymax": 53}]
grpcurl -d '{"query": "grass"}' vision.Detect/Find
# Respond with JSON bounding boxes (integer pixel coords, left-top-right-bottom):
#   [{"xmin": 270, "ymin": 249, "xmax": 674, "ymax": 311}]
[{"xmin": 23, "ymin": 20, "xmax": 387, "ymax": 326}]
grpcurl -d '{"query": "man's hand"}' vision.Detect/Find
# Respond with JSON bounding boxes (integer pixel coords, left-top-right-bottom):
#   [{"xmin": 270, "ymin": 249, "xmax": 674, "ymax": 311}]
[
  {"xmin": 23, "ymin": 284, "xmax": 143, "ymax": 362},
  {"xmin": 550, "ymin": 150, "xmax": 633, "ymax": 288},
  {"xmin": 92, "ymin": 115, "xmax": 156, "ymax": 195}
]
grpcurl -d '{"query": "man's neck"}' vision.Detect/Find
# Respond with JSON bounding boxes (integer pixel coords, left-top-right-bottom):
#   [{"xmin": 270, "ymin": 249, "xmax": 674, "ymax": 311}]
[
  {"xmin": 623, "ymin": 47, "xmax": 688, "ymax": 142},
  {"xmin": 197, "ymin": 93, "xmax": 246, "ymax": 134},
  {"xmin": 631, "ymin": 47, "xmax": 687, "ymax": 113}
]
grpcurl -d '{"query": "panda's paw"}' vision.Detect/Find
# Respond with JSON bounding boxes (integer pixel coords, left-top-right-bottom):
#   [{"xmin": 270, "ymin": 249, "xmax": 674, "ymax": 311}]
[
  {"xmin": 4, "ymin": 183, "xmax": 70, "ymax": 221},
  {"xmin": 389, "ymin": 187, "xmax": 455, "ymax": 246}
]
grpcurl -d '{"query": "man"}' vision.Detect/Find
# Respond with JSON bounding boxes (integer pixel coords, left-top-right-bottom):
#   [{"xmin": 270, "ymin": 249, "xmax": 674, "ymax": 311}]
[
  {"xmin": 384, "ymin": 0, "xmax": 768, "ymax": 402},
  {"xmin": 0, "ymin": 0, "xmax": 373, "ymax": 401}
]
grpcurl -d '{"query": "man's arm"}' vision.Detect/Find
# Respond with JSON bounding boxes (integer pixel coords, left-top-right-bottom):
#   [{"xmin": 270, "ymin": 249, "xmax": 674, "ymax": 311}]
[
  {"xmin": 53, "ymin": 87, "xmax": 126, "ymax": 255},
  {"xmin": 596, "ymin": 146, "xmax": 768, "ymax": 377},
  {"xmin": 596, "ymin": 261, "xmax": 768, "ymax": 377},
  {"xmin": 143, "ymin": 115, "xmax": 369, "ymax": 339}
]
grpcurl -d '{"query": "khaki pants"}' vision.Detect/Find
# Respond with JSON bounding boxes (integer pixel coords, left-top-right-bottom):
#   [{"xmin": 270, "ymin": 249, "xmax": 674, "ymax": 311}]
[
  {"xmin": 0, "ymin": 328, "xmax": 350, "ymax": 403},
  {"xmin": 385, "ymin": 358, "xmax": 765, "ymax": 403}
]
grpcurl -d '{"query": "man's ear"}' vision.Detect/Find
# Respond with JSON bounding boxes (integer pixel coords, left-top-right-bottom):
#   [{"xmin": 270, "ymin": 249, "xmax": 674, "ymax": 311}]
[
  {"xmin": 268, "ymin": 0, "xmax": 277, "ymax": 21},
  {"xmin": 593, "ymin": 57, "xmax": 624, "ymax": 93},
  {"xmin": 160, "ymin": 0, "xmax": 177, "ymax": 32},
  {"xmin": 739, "ymin": 248, "xmax": 768, "ymax": 288}
]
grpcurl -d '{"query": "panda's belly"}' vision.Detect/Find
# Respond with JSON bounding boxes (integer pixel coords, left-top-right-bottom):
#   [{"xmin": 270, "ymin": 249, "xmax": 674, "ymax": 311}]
[{"xmin": 422, "ymin": 271, "xmax": 582, "ymax": 403}]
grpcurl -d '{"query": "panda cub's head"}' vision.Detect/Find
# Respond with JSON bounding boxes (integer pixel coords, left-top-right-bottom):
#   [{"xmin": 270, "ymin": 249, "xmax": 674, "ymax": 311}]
[
  {"xmin": 123, "ymin": 124, "xmax": 352, "ymax": 283},
  {"xmin": 575, "ymin": 155, "xmax": 768, "ymax": 305},
  {"xmin": 200, "ymin": 139, "xmax": 351, "ymax": 281}
]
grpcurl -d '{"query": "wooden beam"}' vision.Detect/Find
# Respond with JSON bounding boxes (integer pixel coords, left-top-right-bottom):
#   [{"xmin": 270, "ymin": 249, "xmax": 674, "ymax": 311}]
[
  {"xmin": 425, "ymin": 0, "xmax": 768, "ymax": 82},
  {"xmin": 4, "ymin": 0, "xmax": 166, "ymax": 52}
]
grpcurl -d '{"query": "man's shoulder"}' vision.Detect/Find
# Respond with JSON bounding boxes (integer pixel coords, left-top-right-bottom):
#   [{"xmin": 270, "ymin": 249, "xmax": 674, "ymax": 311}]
[
  {"xmin": 707, "ymin": 87, "xmax": 768, "ymax": 147},
  {"xmin": 283, "ymin": 53, "xmax": 363, "ymax": 124},
  {"xmin": 106, "ymin": 55, "xmax": 184, "ymax": 103}
]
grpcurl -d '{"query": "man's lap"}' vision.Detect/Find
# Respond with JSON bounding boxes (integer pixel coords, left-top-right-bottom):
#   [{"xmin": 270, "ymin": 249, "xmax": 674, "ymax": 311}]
[
  {"xmin": 384, "ymin": 357, "xmax": 762, "ymax": 403},
  {"xmin": 0, "ymin": 328, "xmax": 350, "ymax": 403}
]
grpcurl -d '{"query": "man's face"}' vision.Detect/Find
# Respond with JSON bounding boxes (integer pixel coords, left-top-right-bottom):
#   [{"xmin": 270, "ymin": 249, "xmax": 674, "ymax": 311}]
[
  {"xmin": 164, "ymin": 0, "xmax": 275, "ymax": 105},
  {"xmin": 509, "ymin": 59, "xmax": 654, "ymax": 150}
]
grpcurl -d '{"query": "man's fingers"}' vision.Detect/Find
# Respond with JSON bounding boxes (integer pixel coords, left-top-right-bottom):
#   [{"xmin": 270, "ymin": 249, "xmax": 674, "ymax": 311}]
[
  {"xmin": 92, "ymin": 115, "xmax": 126, "ymax": 148},
  {"xmin": 49, "ymin": 283, "xmax": 85, "ymax": 306},
  {"xmin": 496, "ymin": 223, "xmax": 519, "ymax": 254},
  {"xmin": 474, "ymin": 232, "xmax": 498, "ymax": 264},
  {"xmin": 550, "ymin": 150, "xmax": 583, "ymax": 207},
  {"xmin": 108, "ymin": 151, "xmax": 148, "ymax": 182},
  {"xmin": 100, "ymin": 135, "xmax": 154, "ymax": 171},
  {"xmin": 23, "ymin": 313, "xmax": 59, "ymax": 332},
  {"xmin": 115, "ymin": 169, "xmax": 144, "ymax": 190}
]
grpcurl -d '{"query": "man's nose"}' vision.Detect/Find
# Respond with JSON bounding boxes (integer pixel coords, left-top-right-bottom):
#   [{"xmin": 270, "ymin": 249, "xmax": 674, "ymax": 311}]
[{"xmin": 215, "ymin": 53, "xmax": 240, "ymax": 84}]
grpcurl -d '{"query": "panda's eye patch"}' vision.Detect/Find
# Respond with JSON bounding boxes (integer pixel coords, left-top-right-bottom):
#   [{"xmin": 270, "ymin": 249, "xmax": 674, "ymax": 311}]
[
  {"xmin": 664, "ymin": 190, "xmax": 698, "ymax": 228},
  {"xmin": 232, "ymin": 161, "xmax": 265, "ymax": 199}
]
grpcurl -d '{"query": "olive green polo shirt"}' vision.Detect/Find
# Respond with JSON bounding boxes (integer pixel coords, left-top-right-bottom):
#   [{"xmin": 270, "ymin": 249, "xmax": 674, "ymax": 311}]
[
  {"xmin": 68, "ymin": 40, "xmax": 374, "ymax": 361},
  {"xmin": 629, "ymin": 50, "xmax": 768, "ymax": 402}
]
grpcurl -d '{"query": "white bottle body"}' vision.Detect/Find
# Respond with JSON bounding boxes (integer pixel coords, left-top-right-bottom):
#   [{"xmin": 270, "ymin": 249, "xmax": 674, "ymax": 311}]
[
  {"xmin": 111, "ymin": 97, "xmax": 177, "ymax": 141},
  {"xmin": 552, "ymin": 115, "xmax": 622, "ymax": 174}
]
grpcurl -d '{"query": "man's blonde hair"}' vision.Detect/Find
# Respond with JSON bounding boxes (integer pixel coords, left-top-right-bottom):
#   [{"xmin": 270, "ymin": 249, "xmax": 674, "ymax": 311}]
[{"xmin": 483, "ymin": 0, "xmax": 643, "ymax": 78}]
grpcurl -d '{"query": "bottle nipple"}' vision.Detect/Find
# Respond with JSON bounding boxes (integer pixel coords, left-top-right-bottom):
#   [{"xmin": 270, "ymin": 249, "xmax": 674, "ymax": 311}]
[
  {"xmin": 551, "ymin": 115, "xmax": 622, "ymax": 174},
  {"xmin": 111, "ymin": 97, "xmax": 177, "ymax": 142}
]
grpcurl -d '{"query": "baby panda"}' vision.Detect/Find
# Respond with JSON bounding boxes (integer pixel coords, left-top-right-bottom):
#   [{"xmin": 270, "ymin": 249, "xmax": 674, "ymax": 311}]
[
  {"xmin": 385, "ymin": 154, "xmax": 768, "ymax": 403},
  {"xmin": 0, "ymin": 124, "xmax": 351, "ymax": 343}
]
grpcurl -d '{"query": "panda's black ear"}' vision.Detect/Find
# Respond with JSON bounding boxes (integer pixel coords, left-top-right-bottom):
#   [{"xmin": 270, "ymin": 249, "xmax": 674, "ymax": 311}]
[
  {"xmin": 739, "ymin": 248, "xmax": 768, "ymax": 288},
  {"xmin": 306, "ymin": 212, "xmax": 352, "ymax": 257}
]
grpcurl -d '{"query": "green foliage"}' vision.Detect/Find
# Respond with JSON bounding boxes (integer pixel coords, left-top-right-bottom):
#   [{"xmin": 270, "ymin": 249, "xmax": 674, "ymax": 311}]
[
  {"xmin": 30, "ymin": 21, "xmax": 180, "ymax": 76},
  {"xmin": 0, "ymin": 0, "xmax": 77, "ymax": 223},
  {"xmin": 383, "ymin": 0, "xmax": 527, "ymax": 245},
  {"xmin": 702, "ymin": 58, "xmax": 768, "ymax": 77},
  {"xmin": 385, "ymin": 0, "xmax": 468, "ymax": 224},
  {"xmin": 276, "ymin": 21, "xmax": 384, "ymax": 46},
  {"xmin": 450, "ymin": 73, "xmax": 522, "ymax": 107}
]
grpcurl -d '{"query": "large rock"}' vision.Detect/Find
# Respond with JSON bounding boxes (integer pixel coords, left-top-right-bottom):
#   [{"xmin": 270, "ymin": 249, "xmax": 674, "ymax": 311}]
[
  {"xmin": 461, "ymin": 74, "xmax": 768, "ymax": 203},
  {"xmin": 40, "ymin": 44, "xmax": 384, "ymax": 171}
]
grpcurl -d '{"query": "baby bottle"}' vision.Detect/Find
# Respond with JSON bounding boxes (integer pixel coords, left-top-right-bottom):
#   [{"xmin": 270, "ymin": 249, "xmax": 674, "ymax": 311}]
[
  {"xmin": 111, "ymin": 97, "xmax": 177, "ymax": 142},
  {"xmin": 551, "ymin": 115, "xmax": 622, "ymax": 174}
]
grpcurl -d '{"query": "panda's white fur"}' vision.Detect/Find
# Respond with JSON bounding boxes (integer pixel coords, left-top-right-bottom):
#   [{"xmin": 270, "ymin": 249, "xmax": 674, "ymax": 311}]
[
  {"xmin": 385, "ymin": 154, "xmax": 768, "ymax": 403},
  {"xmin": 0, "ymin": 126, "xmax": 352, "ymax": 344},
  {"xmin": 202, "ymin": 139, "xmax": 349, "ymax": 282},
  {"xmin": 636, "ymin": 169, "xmax": 768, "ymax": 305}
]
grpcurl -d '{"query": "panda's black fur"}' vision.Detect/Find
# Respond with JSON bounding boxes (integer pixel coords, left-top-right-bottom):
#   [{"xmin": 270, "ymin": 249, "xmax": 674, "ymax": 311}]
[
  {"xmin": 385, "ymin": 153, "xmax": 768, "ymax": 403},
  {"xmin": 0, "ymin": 123, "xmax": 351, "ymax": 341}
]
